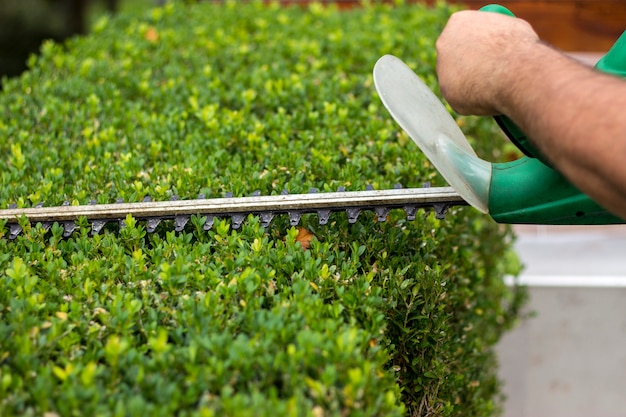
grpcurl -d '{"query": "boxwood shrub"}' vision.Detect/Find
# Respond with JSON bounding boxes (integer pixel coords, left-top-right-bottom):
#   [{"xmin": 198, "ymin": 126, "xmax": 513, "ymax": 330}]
[{"xmin": 0, "ymin": 1, "xmax": 526, "ymax": 416}]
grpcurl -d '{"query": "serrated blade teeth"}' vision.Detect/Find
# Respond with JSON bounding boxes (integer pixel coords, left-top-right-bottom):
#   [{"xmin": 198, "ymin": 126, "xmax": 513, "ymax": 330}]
[
  {"xmin": 288, "ymin": 211, "xmax": 302, "ymax": 226},
  {"xmin": 9, "ymin": 224, "xmax": 22, "ymax": 240},
  {"xmin": 1, "ymin": 185, "xmax": 465, "ymax": 239},
  {"xmin": 346, "ymin": 208, "xmax": 360, "ymax": 224},
  {"xmin": 317, "ymin": 209, "xmax": 331, "ymax": 225},
  {"xmin": 203, "ymin": 215, "xmax": 215, "ymax": 231},
  {"xmin": 231, "ymin": 214, "xmax": 246, "ymax": 229},
  {"xmin": 146, "ymin": 218, "xmax": 161, "ymax": 233},
  {"xmin": 63, "ymin": 221, "xmax": 78, "ymax": 237},
  {"xmin": 260, "ymin": 212, "xmax": 274, "ymax": 228},
  {"xmin": 91, "ymin": 220, "xmax": 107, "ymax": 235},
  {"xmin": 434, "ymin": 203, "xmax": 449, "ymax": 220},
  {"xmin": 174, "ymin": 215, "xmax": 190, "ymax": 232},
  {"xmin": 404, "ymin": 206, "xmax": 417, "ymax": 221},
  {"xmin": 375, "ymin": 207, "xmax": 389, "ymax": 222},
  {"xmin": 87, "ymin": 200, "xmax": 106, "ymax": 235}
]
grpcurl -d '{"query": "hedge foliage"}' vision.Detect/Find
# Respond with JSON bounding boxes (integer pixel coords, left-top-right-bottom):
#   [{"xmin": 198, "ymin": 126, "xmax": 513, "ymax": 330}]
[{"xmin": 0, "ymin": 1, "xmax": 526, "ymax": 416}]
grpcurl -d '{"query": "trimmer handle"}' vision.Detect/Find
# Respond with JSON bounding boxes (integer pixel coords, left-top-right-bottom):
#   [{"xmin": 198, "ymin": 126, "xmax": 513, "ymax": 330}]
[
  {"xmin": 479, "ymin": 4, "xmax": 515, "ymax": 16},
  {"xmin": 595, "ymin": 30, "xmax": 626, "ymax": 77},
  {"xmin": 480, "ymin": 4, "xmax": 626, "ymax": 161}
]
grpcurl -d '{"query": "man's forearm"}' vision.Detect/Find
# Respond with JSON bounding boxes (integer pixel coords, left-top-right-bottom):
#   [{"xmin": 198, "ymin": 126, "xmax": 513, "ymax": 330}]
[{"xmin": 497, "ymin": 43, "xmax": 626, "ymax": 218}]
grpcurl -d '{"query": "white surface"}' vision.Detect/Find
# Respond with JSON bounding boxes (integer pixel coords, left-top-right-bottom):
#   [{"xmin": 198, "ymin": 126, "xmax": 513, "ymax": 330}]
[
  {"xmin": 498, "ymin": 226, "xmax": 626, "ymax": 417},
  {"xmin": 514, "ymin": 227, "xmax": 626, "ymax": 278},
  {"xmin": 505, "ymin": 274, "xmax": 626, "ymax": 287},
  {"xmin": 498, "ymin": 287, "xmax": 626, "ymax": 417}
]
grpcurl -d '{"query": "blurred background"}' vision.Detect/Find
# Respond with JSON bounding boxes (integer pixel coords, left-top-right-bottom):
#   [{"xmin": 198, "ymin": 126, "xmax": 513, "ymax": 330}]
[
  {"xmin": 0, "ymin": 0, "xmax": 155, "ymax": 85},
  {"xmin": 1, "ymin": 0, "xmax": 624, "ymax": 87}
]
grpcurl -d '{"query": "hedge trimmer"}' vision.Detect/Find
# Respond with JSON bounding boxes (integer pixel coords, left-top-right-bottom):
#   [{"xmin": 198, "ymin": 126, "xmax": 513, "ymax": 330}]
[{"xmin": 2, "ymin": 5, "xmax": 625, "ymax": 239}]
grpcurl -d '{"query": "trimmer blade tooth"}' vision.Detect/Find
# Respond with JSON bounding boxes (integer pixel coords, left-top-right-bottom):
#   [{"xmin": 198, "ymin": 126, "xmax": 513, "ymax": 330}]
[
  {"xmin": 317, "ymin": 209, "xmax": 331, "ymax": 225},
  {"xmin": 346, "ymin": 208, "xmax": 360, "ymax": 223},
  {"xmin": 146, "ymin": 218, "xmax": 162, "ymax": 233},
  {"xmin": 143, "ymin": 196, "xmax": 152, "ymax": 202},
  {"xmin": 433, "ymin": 203, "xmax": 449, "ymax": 220},
  {"xmin": 9, "ymin": 224, "xmax": 22, "ymax": 240},
  {"xmin": 366, "ymin": 184, "xmax": 374, "ymax": 191},
  {"xmin": 91, "ymin": 220, "xmax": 107, "ymax": 235},
  {"xmin": 260, "ymin": 212, "xmax": 274, "ymax": 228},
  {"xmin": 404, "ymin": 206, "xmax": 417, "ymax": 221},
  {"xmin": 375, "ymin": 207, "xmax": 390, "ymax": 222},
  {"xmin": 231, "ymin": 213, "xmax": 246, "ymax": 229},
  {"xmin": 309, "ymin": 188, "xmax": 318, "ymax": 193},
  {"xmin": 62, "ymin": 221, "xmax": 78, "ymax": 237},
  {"xmin": 203, "ymin": 215, "xmax": 215, "ymax": 231},
  {"xmin": 288, "ymin": 211, "xmax": 302, "ymax": 226},
  {"xmin": 174, "ymin": 215, "xmax": 190, "ymax": 232},
  {"xmin": 35, "ymin": 202, "xmax": 44, "ymax": 208}
]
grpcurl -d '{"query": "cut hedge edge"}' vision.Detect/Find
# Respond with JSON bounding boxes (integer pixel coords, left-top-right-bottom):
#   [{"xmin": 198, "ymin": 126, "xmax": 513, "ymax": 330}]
[{"xmin": 0, "ymin": 1, "xmax": 526, "ymax": 416}]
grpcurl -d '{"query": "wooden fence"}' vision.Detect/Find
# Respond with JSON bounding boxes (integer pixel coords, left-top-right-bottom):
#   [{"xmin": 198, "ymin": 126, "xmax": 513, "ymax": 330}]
[{"xmin": 268, "ymin": 0, "xmax": 625, "ymax": 51}]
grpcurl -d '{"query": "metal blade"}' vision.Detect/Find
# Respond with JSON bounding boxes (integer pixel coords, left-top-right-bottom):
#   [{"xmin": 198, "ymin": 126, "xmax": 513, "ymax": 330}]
[{"xmin": 0, "ymin": 186, "xmax": 467, "ymax": 239}]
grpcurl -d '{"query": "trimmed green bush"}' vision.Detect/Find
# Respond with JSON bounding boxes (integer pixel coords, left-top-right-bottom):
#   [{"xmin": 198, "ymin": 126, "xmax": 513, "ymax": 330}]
[{"xmin": 0, "ymin": 1, "xmax": 526, "ymax": 416}]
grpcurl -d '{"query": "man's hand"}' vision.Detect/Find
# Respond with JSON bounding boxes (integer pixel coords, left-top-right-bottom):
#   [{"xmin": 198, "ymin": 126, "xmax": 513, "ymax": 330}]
[{"xmin": 435, "ymin": 11, "xmax": 540, "ymax": 116}]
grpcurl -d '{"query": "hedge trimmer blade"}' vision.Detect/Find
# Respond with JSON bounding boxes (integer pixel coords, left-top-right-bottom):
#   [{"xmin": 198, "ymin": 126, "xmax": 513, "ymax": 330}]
[{"xmin": 0, "ymin": 185, "xmax": 467, "ymax": 239}]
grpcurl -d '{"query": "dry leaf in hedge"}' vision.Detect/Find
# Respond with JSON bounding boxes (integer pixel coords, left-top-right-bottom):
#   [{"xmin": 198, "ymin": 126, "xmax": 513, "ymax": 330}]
[
  {"xmin": 296, "ymin": 227, "xmax": 315, "ymax": 250},
  {"xmin": 144, "ymin": 27, "xmax": 159, "ymax": 43}
]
